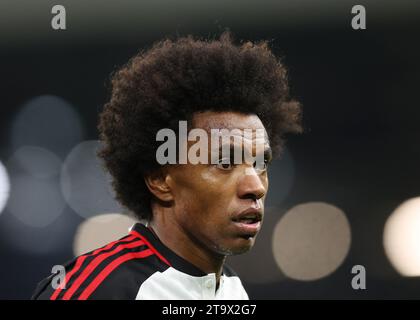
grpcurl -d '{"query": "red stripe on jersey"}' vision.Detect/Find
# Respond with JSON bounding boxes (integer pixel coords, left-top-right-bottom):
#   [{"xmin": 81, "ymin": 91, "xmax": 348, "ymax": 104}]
[
  {"xmin": 50, "ymin": 235, "xmax": 136, "ymax": 300},
  {"xmin": 62, "ymin": 240, "xmax": 145, "ymax": 300},
  {"xmin": 78, "ymin": 249, "xmax": 154, "ymax": 300},
  {"xmin": 129, "ymin": 230, "xmax": 172, "ymax": 267}
]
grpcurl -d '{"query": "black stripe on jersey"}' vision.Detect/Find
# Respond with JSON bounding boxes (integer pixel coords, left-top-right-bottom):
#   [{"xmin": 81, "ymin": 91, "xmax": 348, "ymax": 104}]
[
  {"xmin": 32, "ymin": 235, "xmax": 139, "ymax": 300},
  {"xmin": 55, "ymin": 242, "xmax": 148, "ymax": 300},
  {"xmin": 87, "ymin": 253, "xmax": 169, "ymax": 300}
]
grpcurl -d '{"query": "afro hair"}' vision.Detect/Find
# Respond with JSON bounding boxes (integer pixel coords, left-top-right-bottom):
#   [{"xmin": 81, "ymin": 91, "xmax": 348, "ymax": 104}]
[{"xmin": 98, "ymin": 32, "xmax": 302, "ymax": 220}]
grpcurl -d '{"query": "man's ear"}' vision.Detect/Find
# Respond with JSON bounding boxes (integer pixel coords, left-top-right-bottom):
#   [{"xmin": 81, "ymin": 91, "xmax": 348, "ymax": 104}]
[{"xmin": 144, "ymin": 168, "xmax": 174, "ymax": 202}]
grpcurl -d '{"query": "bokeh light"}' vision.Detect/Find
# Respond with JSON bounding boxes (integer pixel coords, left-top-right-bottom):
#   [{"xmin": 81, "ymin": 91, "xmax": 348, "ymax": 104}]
[
  {"xmin": 61, "ymin": 140, "xmax": 123, "ymax": 219},
  {"xmin": 73, "ymin": 213, "xmax": 137, "ymax": 256},
  {"xmin": 11, "ymin": 95, "xmax": 84, "ymax": 158},
  {"xmin": 272, "ymin": 202, "xmax": 351, "ymax": 281},
  {"xmin": 7, "ymin": 147, "xmax": 65, "ymax": 227},
  {"xmin": 0, "ymin": 207, "xmax": 78, "ymax": 255},
  {"xmin": 0, "ymin": 160, "xmax": 10, "ymax": 215},
  {"xmin": 384, "ymin": 197, "xmax": 420, "ymax": 276},
  {"xmin": 12, "ymin": 146, "xmax": 62, "ymax": 179}
]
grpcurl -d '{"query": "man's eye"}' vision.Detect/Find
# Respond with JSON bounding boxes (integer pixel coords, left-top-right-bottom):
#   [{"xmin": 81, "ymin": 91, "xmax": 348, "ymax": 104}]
[
  {"xmin": 216, "ymin": 158, "xmax": 233, "ymax": 170},
  {"xmin": 253, "ymin": 159, "xmax": 268, "ymax": 172}
]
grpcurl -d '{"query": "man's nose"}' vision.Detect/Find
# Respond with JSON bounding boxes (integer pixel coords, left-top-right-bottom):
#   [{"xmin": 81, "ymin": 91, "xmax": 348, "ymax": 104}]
[{"xmin": 237, "ymin": 169, "xmax": 266, "ymax": 201}]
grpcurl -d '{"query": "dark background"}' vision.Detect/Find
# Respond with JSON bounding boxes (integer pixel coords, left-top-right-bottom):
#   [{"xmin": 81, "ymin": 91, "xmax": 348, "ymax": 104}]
[{"xmin": 0, "ymin": 0, "xmax": 419, "ymax": 299}]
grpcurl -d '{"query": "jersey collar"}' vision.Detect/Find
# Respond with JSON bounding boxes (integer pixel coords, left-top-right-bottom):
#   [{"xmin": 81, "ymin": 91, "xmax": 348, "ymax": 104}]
[{"xmin": 131, "ymin": 223, "xmax": 209, "ymax": 277}]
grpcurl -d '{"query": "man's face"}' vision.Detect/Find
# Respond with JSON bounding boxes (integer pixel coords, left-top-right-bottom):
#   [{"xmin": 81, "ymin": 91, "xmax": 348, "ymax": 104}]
[{"xmin": 166, "ymin": 111, "xmax": 271, "ymax": 256}]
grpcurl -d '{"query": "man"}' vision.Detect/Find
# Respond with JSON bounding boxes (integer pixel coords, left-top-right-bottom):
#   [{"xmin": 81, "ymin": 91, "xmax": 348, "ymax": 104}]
[{"xmin": 32, "ymin": 32, "xmax": 302, "ymax": 300}]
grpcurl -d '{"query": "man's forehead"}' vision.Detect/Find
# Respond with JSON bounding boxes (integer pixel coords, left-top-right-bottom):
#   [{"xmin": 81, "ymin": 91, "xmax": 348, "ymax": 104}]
[{"xmin": 192, "ymin": 111, "xmax": 266, "ymax": 132}]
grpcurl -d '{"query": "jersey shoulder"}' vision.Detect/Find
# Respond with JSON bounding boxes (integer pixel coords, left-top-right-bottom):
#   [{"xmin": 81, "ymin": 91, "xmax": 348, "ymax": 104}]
[{"xmin": 32, "ymin": 234, "xmax": 168, "ymax": 300}]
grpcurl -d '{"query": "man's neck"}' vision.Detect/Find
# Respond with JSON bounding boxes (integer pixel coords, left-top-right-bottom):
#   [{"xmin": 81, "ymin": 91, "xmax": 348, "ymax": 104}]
[{"xmin": 148, "ymin": 210, "xmax": 226, "ymax": 286}]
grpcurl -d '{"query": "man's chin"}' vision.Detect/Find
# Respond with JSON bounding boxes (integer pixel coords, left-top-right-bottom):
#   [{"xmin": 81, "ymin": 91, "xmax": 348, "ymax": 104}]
[{"xmin": 217, "ymin": 236, "xmax": 257, "ymax": 256}]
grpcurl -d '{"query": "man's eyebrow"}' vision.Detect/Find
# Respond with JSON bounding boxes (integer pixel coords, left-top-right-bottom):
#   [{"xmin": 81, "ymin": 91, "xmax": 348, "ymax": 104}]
[
  {"xmin": 216, "ymin": 144, "xmax": 243, "ymax": 157},
  {"xmin": 215, "ymin": 143, "xmax": 272, "ymax": 159}
]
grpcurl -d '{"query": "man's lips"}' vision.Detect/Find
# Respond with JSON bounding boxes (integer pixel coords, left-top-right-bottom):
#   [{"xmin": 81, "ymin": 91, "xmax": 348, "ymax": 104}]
[
  {"xmin": 232, "ymin": 207, "xmax": 263, "ymax": 223},
  {"xmin": 231, "ymin": 207, "xmax": 263, "ymax": 235}
]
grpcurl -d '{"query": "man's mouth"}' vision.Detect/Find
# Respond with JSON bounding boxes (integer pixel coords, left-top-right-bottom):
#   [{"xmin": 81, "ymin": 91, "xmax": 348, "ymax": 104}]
[
  {"xmin": 231, "ymin": 208, "xmax": 263, "ymax": 235},
  {"xmin": 232, "ymin": 216, "xmax": 261, "ymax": 224}
]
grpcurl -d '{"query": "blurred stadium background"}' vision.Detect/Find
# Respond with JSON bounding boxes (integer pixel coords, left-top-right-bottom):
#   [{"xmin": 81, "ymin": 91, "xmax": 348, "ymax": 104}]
[{"xmin": 0, "ymin": 0, "xmax": 420, "ymax": 299}]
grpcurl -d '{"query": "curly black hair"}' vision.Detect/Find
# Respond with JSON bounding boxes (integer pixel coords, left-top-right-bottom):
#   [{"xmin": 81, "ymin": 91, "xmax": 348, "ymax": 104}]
[{"xmin": 98, "ymin": 32, "xmax": 302, "ymax": 221}]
